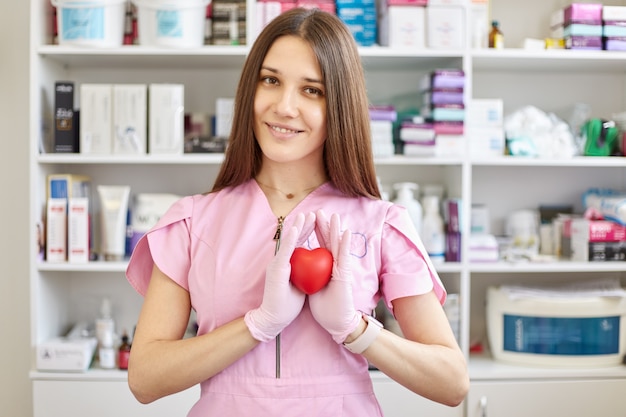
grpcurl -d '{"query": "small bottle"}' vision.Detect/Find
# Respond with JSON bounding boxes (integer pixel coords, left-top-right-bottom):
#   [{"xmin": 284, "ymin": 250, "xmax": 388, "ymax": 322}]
[
  {"xmin": 393, "ymin": 182, "xmax": 423, "ymax": 235},
  {"xmin": 96, "ymin": 298, "xmax": 116, "ymax": 369},
  {"xmin": 421, "ymin": 195, "xmax": 446, "ymax": 264},
  {"xmin": 489, "ymin": 20, "xmax": 504, "ymax": 49},
  {"xmin": 118, "ymin": 330, "xmax": 131, "ymax": 370},
  {"xmin": 99, "ymin": 330, "xmax": 116, "ymax": 369}
]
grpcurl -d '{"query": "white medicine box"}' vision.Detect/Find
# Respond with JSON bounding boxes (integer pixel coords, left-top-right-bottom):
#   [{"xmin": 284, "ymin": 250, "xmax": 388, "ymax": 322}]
[
  {"xmin": 80, "ymin": 84, "xmax": 113, "ymax": 154},
  {"xmin": 113, "ymin": 84, "xmax": 147, "ymax": 155},
  {"xmin": 149, "ymin": 84, "xmax": 185, "ymax": 155},
  {"xmin": 426, "ymin": 5, "xmax": 465, "ymax": 49},
  {"xmin": 378, "ymin": 5, "xmax": 426, "ymax": 48}
]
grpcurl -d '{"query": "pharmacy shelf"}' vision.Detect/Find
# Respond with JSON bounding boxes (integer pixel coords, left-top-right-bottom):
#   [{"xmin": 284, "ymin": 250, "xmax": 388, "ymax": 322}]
[
  {"xmin": 468, "ymin": 261, "xmax": 626, "ymax": 274},
  {"xmin": 37, "ymin": 44, "xmax": 464, "ymax": 71},
  {"xmin": 470, "ymin": 156, "xmax": 626, "ymax": 168},
  {"xmin": 471, "ymin": 48, "xmax": 626, "ymax": 73}
]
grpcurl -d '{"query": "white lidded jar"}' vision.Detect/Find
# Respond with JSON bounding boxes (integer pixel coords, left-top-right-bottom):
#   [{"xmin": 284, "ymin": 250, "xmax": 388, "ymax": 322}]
[
  {"xmin": 392, "ymin": 182, "xmax": 422, "ymax": 235},
  {"xmin": 422, "ymin": 195, "xmax": 446, "ymax": 264}
]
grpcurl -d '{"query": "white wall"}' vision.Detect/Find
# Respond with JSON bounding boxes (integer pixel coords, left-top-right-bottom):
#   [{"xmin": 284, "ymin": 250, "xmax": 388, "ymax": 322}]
[{"xmin": 0, "ymin": 1, "xmax": 33, "ymax": 416}]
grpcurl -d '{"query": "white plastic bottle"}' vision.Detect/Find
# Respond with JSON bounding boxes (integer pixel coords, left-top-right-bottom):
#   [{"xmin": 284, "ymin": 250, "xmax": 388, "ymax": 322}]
[
  {"xmin": 393, "ymin": 182, "xmax": 422, "ymax": 235},
  {"xmin": 96, "ymin": 297, "xmax": 116, "ymax": 369},
  {"xmin": 421, "ymin": 195, "xmax": 446, "ymax": 264}
]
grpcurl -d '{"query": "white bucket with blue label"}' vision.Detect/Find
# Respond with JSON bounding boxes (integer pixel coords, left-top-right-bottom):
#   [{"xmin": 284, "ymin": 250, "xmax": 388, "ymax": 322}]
[
  {"xmin": 133, "ymin": 0, "xmax": 210, "ymax": 48},
  {"xmin": 53, "ymin": 0, "xmax": 126, "ymax": 47}
]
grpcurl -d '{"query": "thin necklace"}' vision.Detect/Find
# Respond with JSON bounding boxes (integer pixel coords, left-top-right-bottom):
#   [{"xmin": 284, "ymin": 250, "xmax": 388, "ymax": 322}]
[{"xmin": 255, "ymin": 179, "xmax": 322, "ymax": 200}]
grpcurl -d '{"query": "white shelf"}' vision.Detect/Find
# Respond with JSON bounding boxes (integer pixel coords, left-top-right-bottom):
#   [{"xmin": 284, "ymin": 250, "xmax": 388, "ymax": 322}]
[
  {"xmin": 470, "ymin": 156, "xmax": 626, "ymax": 168},
  {"xmin": 470, "ymin": 48, "xmax": 626, "ymax": 73},
  {"xmin": 37, "ymin": 153, "xmax": 226, "ymax": 165},
  {"xmin": 469, "ymin": 261, "xmax": 626, "ymax": 274}
]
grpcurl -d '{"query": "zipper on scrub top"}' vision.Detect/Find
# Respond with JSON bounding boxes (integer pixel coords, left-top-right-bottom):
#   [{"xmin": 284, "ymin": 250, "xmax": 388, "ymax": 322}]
[{"xmin": 273, "ymin": 216, "xmax": 284, "ymax": 379}]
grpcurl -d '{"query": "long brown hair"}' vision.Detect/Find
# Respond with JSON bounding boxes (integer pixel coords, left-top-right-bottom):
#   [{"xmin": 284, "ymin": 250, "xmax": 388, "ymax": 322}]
[{"xmin": 211, "ymin": 8, "xmax": 380, "ymax": 199}]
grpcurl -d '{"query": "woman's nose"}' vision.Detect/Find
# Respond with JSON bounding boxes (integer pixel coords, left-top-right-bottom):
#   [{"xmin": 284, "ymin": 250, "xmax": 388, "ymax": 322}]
[{"xmin": 274, "ymin": 88, "xmax": 299, "ymax": 118}]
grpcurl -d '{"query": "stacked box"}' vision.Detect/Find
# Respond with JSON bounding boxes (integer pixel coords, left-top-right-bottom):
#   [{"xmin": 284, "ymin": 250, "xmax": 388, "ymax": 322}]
[
  {"xmin": 551, "ymin": 3, "xmax": 603, "ymax": 50},
  {"xmin": 420, "ymin": 69, "xmax": 465, "ymax": 157},
  {"xmin": 466, "ymin": 98, "xmax": 505, "ymax": 159},
  {"xmin": 570, "ymin": 218, "xmax": 626, "ymax": 262},
  {"xmin": 399, "ymin": 117, "xmax": 436, "ymax": 156},
  {"xmin": 212, "ymin": 0, "xmax": 247, "ymax": 45},
  {"xmin": 369, "ymin": 105, "xmax": 397, "ymax": 158},
  {"xmin": 336, "ymin": 0, "xmax": 377, "ymax": 46},
  {"xmin": 603, "ymin": 6, "xmax": 626, "ymax": 51}
]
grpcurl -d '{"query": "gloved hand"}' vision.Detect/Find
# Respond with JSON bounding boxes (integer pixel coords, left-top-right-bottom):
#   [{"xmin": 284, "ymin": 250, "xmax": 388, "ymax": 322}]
[
  {"xmin": 309, "ymin": 211, "xmax": 361, "ymax": 344},
  {"xmin": 245, "ymin": 212, "xmax": 315, "ymax": 342}
]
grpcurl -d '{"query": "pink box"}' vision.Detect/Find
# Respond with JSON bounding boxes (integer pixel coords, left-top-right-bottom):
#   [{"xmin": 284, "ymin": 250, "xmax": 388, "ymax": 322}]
[
  {"xmin": 564, "ymin": 3, "xmax": 602, "ymax": 25},
  {"xmin": 571, "ymin": 218, "xmax": 626, "ymax": 242}
]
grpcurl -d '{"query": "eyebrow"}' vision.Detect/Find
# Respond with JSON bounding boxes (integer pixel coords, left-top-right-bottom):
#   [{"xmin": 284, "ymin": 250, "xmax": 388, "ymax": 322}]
[{"xmin": 260, "ymin": 65, "xmax": 323, "ymax": 85}]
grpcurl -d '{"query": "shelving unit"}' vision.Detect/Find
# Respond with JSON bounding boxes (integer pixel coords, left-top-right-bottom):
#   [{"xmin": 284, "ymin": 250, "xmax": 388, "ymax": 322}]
[{"xmin": 29, "ymin": 0, "xmax": 626, "ymax": 416}]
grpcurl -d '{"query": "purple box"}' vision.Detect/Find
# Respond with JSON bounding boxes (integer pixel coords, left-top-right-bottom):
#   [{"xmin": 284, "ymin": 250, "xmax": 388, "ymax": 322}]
[
  {"xmin": 605, "ymin": 37, "xmax": 626, "ymax": 51},
  {"xmin": 427, "ymin": 88, "xmax": 464, "ymax": 105},
  {"xmin": 445, "ymin": 232, "xmax": 461, "ymax": 262},
  {"xmin": 431, "ymin": 69, "xmax": 465, "ymax": 90},
  {"xmin": 565, "ymin": 35, "xmax": 603, "ymax": 50},
  {"xmin": 564, "ymin": 3, "xmax": 603, "ymax": 25}
]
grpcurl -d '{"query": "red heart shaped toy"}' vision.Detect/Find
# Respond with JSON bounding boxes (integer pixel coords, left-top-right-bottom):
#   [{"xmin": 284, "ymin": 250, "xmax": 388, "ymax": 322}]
[{"xmin": 290, "ymin": 247, "xmax": 333, "ymax": 295}]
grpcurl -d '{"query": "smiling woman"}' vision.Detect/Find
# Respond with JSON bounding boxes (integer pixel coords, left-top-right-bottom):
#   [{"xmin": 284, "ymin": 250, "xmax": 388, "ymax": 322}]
[{"xmin": 125, "ymin": 7, "xmax": 469, "ymax": 417}]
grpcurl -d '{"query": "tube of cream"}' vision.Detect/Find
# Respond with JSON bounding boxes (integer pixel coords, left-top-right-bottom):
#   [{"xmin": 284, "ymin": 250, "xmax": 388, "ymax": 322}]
[{"xmin": 97, "ymin": 185, "xmax": 131, "ymax": 261}]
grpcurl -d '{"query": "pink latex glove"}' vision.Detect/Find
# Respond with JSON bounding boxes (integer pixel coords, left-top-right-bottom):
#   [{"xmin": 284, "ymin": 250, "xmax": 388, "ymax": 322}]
[
  {"xmin": 309, "ymin": 211, "xmax": 361, "ymax": 344},
  {"xmin": 245, "ymin": 212, "xmax": 315, "ymax": 342}
]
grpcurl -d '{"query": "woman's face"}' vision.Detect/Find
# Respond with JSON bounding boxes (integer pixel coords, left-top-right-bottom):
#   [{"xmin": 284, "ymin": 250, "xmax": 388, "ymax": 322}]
[{"xmin": 254, "ymin": 35, "xmax": 327, "ymax": 166}]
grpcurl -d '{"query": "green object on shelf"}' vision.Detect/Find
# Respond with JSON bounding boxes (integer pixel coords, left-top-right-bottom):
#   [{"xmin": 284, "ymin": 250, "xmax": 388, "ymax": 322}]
[{"xmin": 582, "ymin": 118, "xmax": 619, "ymax": 156}]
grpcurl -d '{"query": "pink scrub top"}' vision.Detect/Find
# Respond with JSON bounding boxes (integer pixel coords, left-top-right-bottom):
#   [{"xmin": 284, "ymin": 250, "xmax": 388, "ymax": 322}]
[{"xmin": 126, "ymin": 179, "xmax": 445, "ymax": 417}]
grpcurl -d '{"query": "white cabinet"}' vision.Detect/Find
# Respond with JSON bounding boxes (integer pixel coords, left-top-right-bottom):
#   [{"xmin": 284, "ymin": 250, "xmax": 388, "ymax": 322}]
[{"xmin": 29, "ymin": 0, "xmax": 626, "ymax": 415}]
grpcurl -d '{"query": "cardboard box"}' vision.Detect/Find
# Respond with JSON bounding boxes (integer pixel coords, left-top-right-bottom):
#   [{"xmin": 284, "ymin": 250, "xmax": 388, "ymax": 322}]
[
  {"xmin": 378, "ymin": 5, "xmax": 425, "ymax": 48},
  {"xmin": 426, "ymin": 5, "xmax": 465, "ymax": 49},
  {"xmin": 149, "ymin": 84, "xmax": 185, "ymax": 154},
  {"xmin": 46, "ymin": 198, "xmax": 67, "ymax": 263},
  {"xmin": 46, "ymin": 173, "xmax": 91, "ymax": 201},
  {"xmin": 215, "ymin": 97, "xmax": 235, "ymax": 138},
  {"xmin": 54, "ymin": 81, "xmax": 78, "ymax": 153},
  {"xmin": 68, "ymin": 197, "xmax": 89, "ymax": 264},
  {"xmin": 80, "ymin": 84, "xmax": 113, "ymax": 154},
  {"xmin": 36, "ymin": 336, "xmax": 97, "ymax": 372},
  {"xmin": 113, "ymin": 84, "xmax": 147, "ymax": 155}
]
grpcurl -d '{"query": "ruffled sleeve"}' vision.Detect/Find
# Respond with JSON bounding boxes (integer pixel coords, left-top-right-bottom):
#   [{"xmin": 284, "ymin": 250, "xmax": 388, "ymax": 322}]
[
  {"xmin": 379, "ymin": 204, "xmax": 446, "ymax": 312},
  {"xmin": 126, "ymin": 196, "xmax": 193, "ymax": 296}
]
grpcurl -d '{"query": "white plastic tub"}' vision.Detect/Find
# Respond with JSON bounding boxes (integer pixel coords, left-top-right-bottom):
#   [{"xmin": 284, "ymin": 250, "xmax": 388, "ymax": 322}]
[
  {"xmin": 487, "ymin": 285, "xmax": 626, "ymax": 367},
  {"xmin": 133, "ymin": 0, "xmax": 210, "ymax": 48},
  {"xmin": 53, "ymin": 0, "xmax": 126, "ymax": 47}
]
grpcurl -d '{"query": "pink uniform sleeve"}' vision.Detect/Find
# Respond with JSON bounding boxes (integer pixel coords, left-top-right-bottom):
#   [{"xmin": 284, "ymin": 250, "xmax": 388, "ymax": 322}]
[
  {"xmin": 379, "ymin": 204, "xmax": 446, "ymax": 312},
  {"xmin": 125, "ymin": 196, "xmax": 193, "ymax": 296}
]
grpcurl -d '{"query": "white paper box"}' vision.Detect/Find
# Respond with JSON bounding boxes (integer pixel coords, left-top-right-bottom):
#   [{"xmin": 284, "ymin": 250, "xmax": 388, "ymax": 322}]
[
  {"xmin": 466, "ymin": 99, "xmax": 504, "ymax": 127},
  {"xmin": 68, "ymin": 197, "xmax": 89, "ymax": 263},
  {"xmin": 379, "ymin": 5, "xmax": 425, "ymax": 48},
  {"xmin": 467, "ymin": 126, "xmax": 505, "ymax": 158},
  {"xmin": 435, "ymin": 134, "xmax": 464, "ymax": 157},
  {"xmin": 427, "ymin": 5, "xmax": 465, "ymax": 49},
  {"xmin": 46, "ymin": 198, "xmax": 67, "ymax": 263},
  {"xmin": 36, "ymin": 337, "xmax": 97, "ymax": 372},
  {"xmin": 80, "ymin": 84, "xmax": 113, "ymax": 154},
  {"xmin": 113, "ymin": 84, "xmax": 147, "ymax": 155},
  {"xmin": 215, "ymin": 98, "xmax": 235, "ymax": 138},
  {"xmin": 149, "ymin": 84, "xmax": 184, "ymax": 154}
]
